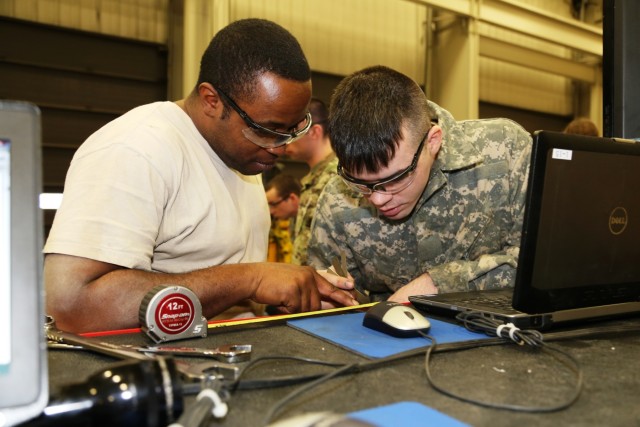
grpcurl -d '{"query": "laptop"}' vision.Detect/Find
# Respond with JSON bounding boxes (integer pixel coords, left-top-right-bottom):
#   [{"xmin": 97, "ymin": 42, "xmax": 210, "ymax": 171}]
[
  {"xmin": 410, "ymin": 130, "xmax": 640, "ymax": 330},
  {"xmin": 0, "ymin": 101, "xmax": 48, "ymax": 426}
]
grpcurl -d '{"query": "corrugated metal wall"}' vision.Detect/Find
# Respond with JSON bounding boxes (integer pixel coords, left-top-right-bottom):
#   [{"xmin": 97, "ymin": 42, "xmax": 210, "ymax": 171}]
[
  {"xmin": 0, "ymin": 0, "xmax": 601, "ymax": 118},
  {"xmin": 227, "ymin": 0, "xmax": 427, "ymax": 85},
  {"xmin": 479, "ymin": 21, "xmax": 574, "ymax": 115},
  {"xmin": 0, "ymin": 0, "xmax": 168, "ymax": 42}
]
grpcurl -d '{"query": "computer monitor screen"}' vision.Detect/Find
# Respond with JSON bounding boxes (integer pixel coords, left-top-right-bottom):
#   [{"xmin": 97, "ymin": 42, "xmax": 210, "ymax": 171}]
[
  {"xmin": 0, "ymin": 101, "xmax": 47, "ymax": 427},
  {"xmin": 0, "ymin": 139, "xmax": 10, "ymax": 370}
]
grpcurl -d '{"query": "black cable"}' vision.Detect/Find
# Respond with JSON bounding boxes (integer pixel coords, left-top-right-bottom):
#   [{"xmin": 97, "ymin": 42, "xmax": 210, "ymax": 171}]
[
  {"xmin": 455, "ymin": 311, "xmax": 546, "ymax": 346},
  {"xmin": 226, "ymin": 318, "xmax": 635, "ymax": 422},
  {"xmin": 228, "ymin": 322, "xmax": 639, "ymax": 391},
  {"xmin": 232, "ymin": 346, "xmax": 440, "ymax": 391},
  {"xmin": 240, "ymin": 355, "xmax": 346, "ymax": 376},
  {"xmin": 262, "ymin": 363, "xmax": 359, "ymax": 426},
  {"xmin": 230, "ymin": 355, "xmax": 347, "ymax": 391},
  {"xmin": 420, "ymin": 312, "xmax": 585, "ymax": 412}
]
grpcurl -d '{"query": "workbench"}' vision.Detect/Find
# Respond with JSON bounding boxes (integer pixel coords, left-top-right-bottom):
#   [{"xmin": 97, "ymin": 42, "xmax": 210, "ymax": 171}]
[{"xmin": 46, "ymin": 310, "xmax": 640, "ymax": 427}]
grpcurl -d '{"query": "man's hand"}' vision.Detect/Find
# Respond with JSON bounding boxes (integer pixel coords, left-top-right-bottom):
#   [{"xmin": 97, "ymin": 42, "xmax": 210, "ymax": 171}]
[
  {"xmin": 388, "ymin": 273, "xmax": 438, "ymax": 303},
  {"xmin": 251, "ymin": 264, "xmax": 357, "ymax": 313}
]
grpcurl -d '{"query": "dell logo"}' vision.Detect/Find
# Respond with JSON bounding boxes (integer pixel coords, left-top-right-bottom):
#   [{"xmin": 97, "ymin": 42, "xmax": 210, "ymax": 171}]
[{"xmin": 609, "ymin": 207, "xmax": 628, "ymax": 235}]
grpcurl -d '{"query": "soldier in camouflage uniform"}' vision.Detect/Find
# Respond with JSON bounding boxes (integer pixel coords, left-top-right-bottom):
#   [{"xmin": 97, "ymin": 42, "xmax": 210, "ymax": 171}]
[
  {"xmin": 292, "ymin": 154, "xmax": 338, "ymax": 264},
  {"xmin": 307, "ymin": 66, "xmax": 532, "ymax": 302},
  {"xmin": 286, "ymin": 98, "xmax": 339, "ymax": 265},
  {"xmin": 265, "ymin": 174, "xmax": 301, "ymax": 263}
]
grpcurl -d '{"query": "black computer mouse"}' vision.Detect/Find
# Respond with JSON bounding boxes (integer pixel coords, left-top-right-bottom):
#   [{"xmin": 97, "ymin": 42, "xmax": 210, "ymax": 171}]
[{"xmin": 362, "ymin": 301, "xmax": 431, "ymax": 338}]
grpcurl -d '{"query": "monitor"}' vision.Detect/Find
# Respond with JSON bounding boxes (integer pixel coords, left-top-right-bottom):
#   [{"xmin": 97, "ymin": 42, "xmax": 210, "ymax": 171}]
[{"xmin": 0, "ymin": 101, "xmax": 47, "ymax": 427}]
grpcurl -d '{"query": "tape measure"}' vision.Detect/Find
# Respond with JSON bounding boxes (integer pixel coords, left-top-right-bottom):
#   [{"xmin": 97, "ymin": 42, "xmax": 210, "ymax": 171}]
[{"xmin": 139, "ymin": 285, "xmax": 207, "ymax": 343}]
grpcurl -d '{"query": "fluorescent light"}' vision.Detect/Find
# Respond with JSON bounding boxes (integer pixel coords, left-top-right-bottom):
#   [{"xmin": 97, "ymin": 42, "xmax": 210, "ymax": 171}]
[{"xmin": 39, "ymin": 193, "xmax": 63, "ymax": 210}]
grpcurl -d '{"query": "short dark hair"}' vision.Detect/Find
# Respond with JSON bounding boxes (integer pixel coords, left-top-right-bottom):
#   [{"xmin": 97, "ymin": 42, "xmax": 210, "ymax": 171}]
[
  {"xmin": 309, "ymin": 98, "xmax": 329, "ymax": 136},
  {"xmin": 265, "ymin": 174, "xmax": 302, "ymax": 197},
  {"xmin": 329, "ymin": 65, "xmax": 430, "ymax": 174},
  {"xmin": 563, "ymin": 117, "xmax": 599, "ymax": 137},
  {"xmin": 198, "ymin": 19, "xmax": 311, "ymax": 103}
]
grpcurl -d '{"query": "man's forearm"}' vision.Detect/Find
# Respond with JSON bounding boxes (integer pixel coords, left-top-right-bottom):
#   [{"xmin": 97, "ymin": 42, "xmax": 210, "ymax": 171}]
[{"xmin": 46, "ymin": 258, "xmax": 258, "ymax": 333}]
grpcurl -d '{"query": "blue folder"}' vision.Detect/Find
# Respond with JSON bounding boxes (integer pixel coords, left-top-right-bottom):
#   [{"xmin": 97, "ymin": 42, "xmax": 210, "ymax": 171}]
[{"xmin": 348, "ymin": 401, "xmax": 469, "ymax": 427}]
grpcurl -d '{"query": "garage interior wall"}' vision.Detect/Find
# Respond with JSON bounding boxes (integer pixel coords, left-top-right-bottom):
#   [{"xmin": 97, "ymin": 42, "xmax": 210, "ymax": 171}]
[{"xmin": 0, "ymin": 0, "xmax": 603, "ymax": 232}]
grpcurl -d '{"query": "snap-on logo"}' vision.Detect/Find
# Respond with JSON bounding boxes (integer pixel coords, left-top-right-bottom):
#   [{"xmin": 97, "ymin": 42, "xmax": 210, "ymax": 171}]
[{"xmin": 609, "ymin": 207, "xmax": 628, "ymax": 235}]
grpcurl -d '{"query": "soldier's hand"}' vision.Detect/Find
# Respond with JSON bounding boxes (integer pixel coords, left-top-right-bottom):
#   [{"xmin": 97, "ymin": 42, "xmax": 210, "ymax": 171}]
[
  {"xmin": 388, "ymin": 273, "xmax": 438, "ymax": 303},
  {"xmin": 251, "ymin": 263, "xmax": 357, "ymax": 313},
  {"xmin": 317, "ymin": 268, "xmax": 357, "ymax": 309}
]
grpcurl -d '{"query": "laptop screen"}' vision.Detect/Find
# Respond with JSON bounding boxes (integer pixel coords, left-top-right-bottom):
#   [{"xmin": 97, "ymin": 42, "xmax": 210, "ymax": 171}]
[
  {"xmin": 513, "ymin": 131, "xmax": 640, "ymax": 313},
  {"xmin": 0, "ymin": 101, "xmax": 47, "ymax": 427}
]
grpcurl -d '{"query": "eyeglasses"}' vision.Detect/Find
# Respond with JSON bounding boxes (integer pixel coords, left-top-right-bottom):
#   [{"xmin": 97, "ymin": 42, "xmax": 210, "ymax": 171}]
[
  {"xmin": 337, "ymin": 131, "xmax": 428, "ymax": 195},
  {"xmin": 268, "ymin": 197, "xmax": 286, "ymax": 207},
  {"xmin": 215, "ymin": 87, "xmax": 312, "ymax": 149}
]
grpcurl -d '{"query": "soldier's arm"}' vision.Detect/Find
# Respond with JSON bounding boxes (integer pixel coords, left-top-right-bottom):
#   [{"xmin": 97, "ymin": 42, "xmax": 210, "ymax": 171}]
[{"xmin": 414, "ymin": 125, "xmax": 533, "ymax": 294}]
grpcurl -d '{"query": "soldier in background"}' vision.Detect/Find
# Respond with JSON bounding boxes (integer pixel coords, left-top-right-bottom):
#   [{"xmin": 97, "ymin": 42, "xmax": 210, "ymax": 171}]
[
  {"xmin": 285, "ymin": 98, "xmax": 338, "ymax": 265},
  {"xmin": 264, "ymin": 174, "xmax": 302, "ymax": 263},
  {"xmin": 308, "ymin": 66, "xmax": 532, "ymax": 303},
  {"xmin": 563, "ymin": 117, "xmax": 599, "ymax": 136}
]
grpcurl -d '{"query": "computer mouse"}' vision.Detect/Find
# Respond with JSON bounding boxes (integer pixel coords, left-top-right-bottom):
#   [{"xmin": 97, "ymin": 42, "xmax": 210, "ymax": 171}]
[{"xmin": 362, "ymin": 301, "xmax": 431, "ymax": 338}]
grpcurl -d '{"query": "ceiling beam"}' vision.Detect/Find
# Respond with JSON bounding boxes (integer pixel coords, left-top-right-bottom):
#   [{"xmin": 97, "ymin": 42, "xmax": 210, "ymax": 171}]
[
  {"xmin": 480, "ymin": 36, "xmax": 598, "ymax": 83},
  {"xmin": 405, "ymin": 0, "xmax": 602, "ymax": 57}
]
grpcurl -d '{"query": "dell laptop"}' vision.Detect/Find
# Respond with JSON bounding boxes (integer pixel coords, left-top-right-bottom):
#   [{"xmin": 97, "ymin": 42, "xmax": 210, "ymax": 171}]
[{"xmin": 410, "ymin": 130, "xmax": 640, "ymax": 329}]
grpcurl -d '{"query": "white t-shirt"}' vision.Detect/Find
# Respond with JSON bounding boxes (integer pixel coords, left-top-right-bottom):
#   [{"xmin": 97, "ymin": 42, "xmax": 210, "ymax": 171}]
[{"xmin": 44, "ymin": 102, "xmax": 270, "ymax": 273}]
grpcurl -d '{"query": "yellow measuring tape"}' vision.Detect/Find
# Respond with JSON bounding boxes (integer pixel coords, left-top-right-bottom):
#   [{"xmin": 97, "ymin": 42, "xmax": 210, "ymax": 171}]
[{"xmin": 207, "ymin": 302, "xmax": 377, "ymax": 331}]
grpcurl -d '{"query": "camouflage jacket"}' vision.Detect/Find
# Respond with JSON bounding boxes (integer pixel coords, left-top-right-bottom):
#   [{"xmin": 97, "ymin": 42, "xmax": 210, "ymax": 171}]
[
  {"xmin": 307, "ymin": 102, "xmax": 532, "ymax": 299},
  {"xmin": 291, "ymin": 153, "xmax": 338, "ymax": 265}
]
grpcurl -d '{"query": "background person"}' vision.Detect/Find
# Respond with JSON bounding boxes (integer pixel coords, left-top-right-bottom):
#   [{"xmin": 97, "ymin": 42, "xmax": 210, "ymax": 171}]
[
  {"xmin": 265, "ymin": 174, "xmax": 302, "ymax": 263},
  {"xmin": 563, "ymin": 117, "xmax": 599, "ymax": 136},
  {"xmin": 285, "ymin": 98, "xmax": 338, "ymax": 265}
]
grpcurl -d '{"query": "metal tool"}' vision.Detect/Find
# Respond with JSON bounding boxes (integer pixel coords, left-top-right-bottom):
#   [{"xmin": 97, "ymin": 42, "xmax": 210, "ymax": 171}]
[
  {"xmin": 135, "ymin": 344, "xmax": 252, "ymax": 364},
  {"xmin": 175, "ymin": 360, "xmax": 241, "ymax": 383},
  {"xmin": 45, "ymin": 315, "xmax": 152, "ymax": 361},
  {"xmin": 45, "ymin": 316, "xmax": 242, "ymax": 390},
  {"xmin": 331, "ymin": 250, "xmax": 370, "ymax": 304},
  {"xmin": 47, "ymin": 341, "xmax": 84, "ymax": 351}
]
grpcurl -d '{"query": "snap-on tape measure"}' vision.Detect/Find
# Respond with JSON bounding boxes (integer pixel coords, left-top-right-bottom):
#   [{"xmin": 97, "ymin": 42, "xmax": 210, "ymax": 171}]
[{"xmin": 139, "ymin": 285, "xmax": 207, "ymax": 343}]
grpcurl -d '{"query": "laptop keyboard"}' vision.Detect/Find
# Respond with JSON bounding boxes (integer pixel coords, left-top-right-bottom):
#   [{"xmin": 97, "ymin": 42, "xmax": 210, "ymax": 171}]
[{"xmin": 458, "ymin": 294, "xmax": 516, "ymax": 311}]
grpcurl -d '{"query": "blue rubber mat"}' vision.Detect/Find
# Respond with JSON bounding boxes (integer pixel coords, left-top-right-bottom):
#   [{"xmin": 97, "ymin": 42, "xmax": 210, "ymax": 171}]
[{"xmin": 288, "ymin": 312, "xmax": 488, "ymax": 359}]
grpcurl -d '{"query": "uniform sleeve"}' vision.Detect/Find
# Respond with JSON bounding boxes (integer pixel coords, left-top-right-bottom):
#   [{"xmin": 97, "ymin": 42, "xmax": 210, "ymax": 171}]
[
  {"xmin": 292, "ymin": 159, "xmax": 338, "ymax": 266},
  {"xmin": 306, "ymin": 178, "xmax": 369, "ymax": 285},
  {"xmin": 428, "ymin": 123, "xmax": 532, "ymax": 293},
  {"xmin": 306, "ymin": 184, "xmax": 342, "ymax": 271}
]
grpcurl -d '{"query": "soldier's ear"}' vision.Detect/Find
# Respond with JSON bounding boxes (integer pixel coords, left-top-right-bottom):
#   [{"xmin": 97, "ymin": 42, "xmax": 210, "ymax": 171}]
[
  {"xmin": 308, "ymin": 123, "xmax": 323, "ymax": 139},
  {"xmin": 426, "ymin": 125, "xmax": 442, "ymax": 156}
]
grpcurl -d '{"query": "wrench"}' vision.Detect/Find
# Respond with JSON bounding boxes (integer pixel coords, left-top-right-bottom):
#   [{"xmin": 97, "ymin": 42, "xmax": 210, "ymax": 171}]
[
  {"xmin": 45, "ymin": 316, "xmax": 243, "ymax": 387},
  {"xmin": 45, "ymin": 315, "xmax": 151, "ymax": 361},
  {"xmin": 135, "ymin": 344, "xmax": 252, "ymax": 363}
]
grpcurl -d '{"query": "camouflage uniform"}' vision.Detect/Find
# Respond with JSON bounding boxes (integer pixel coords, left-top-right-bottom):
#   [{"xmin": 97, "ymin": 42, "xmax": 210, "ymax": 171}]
[
  {"xmin": 307, "ymin": 101, "xmax": 532, "ymax": 300},
  {"xmin": 291, "ymin": 153, "xmax": 338, "ymax": 265}
]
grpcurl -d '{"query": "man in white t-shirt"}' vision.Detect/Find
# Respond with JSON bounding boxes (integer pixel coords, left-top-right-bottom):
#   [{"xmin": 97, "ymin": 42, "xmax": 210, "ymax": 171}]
[{"xmin": 44, "ymin": 19, "xmax": 357, "ymax": 333}]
